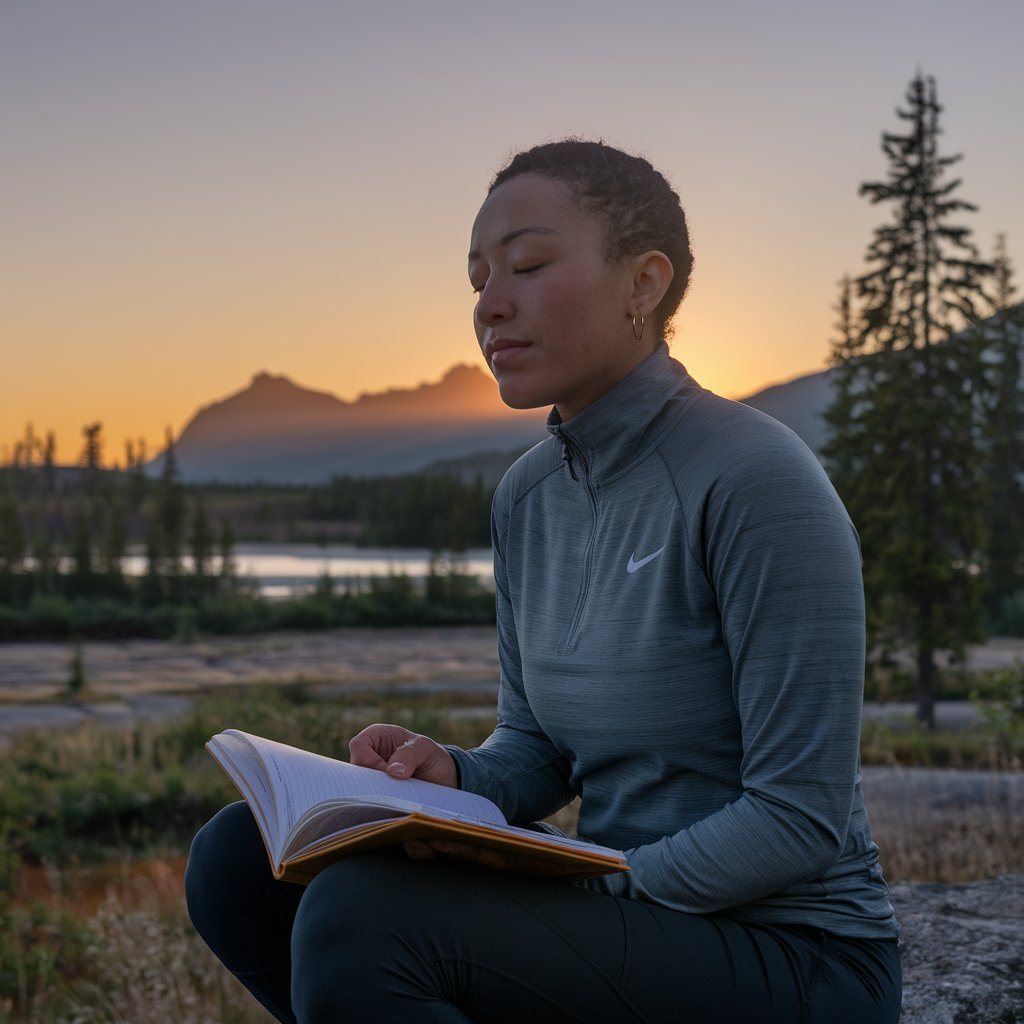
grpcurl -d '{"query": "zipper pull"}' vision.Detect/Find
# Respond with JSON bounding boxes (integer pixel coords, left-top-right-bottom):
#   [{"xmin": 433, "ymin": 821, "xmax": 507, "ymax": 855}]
[{"xmin": 559, "ymin": 434, "xmax": 580, "ymax": 481}]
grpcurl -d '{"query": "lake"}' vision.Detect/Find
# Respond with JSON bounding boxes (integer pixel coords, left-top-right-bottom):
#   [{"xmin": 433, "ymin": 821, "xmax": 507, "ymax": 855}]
[{"xmin": 119, "ymin": 544, "xmax": 495, "ymax": 598}]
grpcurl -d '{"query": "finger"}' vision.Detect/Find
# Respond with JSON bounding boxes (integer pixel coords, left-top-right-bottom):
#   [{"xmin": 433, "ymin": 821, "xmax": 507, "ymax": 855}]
[
  {"xmin": 349, "ymin": 725, "xmax": 410, "ymax": 771},
  {"xmin": 348, "ymin": 736, "xmax": 389, "ymax": 771},
  {"xmin": 349, "ymin": 746, "xmax": 389, "ymax": 771},
  {"xmin": 384, "ymin": 735, "xmax": 423, "ymax": 778}
]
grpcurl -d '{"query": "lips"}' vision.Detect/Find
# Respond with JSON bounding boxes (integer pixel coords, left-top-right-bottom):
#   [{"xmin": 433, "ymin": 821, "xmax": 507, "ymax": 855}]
[{"xmin": 484, "ymin": 337, "xmax": 531, "ymax": 368}]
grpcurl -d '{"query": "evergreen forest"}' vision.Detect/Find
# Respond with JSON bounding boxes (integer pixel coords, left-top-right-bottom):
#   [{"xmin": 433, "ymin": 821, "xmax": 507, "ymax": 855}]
[{"xmin": 0, "ymin": 432, "xmax": 497, "ymax": 640}]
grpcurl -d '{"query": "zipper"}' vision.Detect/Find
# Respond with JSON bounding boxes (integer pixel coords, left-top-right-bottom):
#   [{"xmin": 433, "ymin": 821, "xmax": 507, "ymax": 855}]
[
  {"xmin": 560, "ymin": 435, "xmax": 579, "ymax": 480},
  {"xmin": 555, "ymin": 429, "xmax": 598, "ymax": 652}
]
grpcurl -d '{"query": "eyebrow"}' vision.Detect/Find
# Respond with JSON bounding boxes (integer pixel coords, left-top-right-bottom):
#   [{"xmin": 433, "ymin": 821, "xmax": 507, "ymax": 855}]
[{"xmin": 468, "ymin": 226, "xmax": 560, "ymax": 263}]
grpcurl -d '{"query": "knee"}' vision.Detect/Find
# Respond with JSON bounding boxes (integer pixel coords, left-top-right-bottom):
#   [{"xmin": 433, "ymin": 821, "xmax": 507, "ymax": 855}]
[
  {"xmin": 185, "ymin": 802, "xmax": 268, "ymax": 940},
  {"xmin": 291, "ymin": 855, "xmax": 432, "ymax": 1017},
  {"xmin": 293, "ymin": 854, "xmax": 406, "ymax": 952}
]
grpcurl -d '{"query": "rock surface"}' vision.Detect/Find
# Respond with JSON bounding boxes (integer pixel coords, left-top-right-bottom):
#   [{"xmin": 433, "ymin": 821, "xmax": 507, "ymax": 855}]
[{"xmin": 893, "ymin": 873, "xmax": 1024, "ymax": 1023}]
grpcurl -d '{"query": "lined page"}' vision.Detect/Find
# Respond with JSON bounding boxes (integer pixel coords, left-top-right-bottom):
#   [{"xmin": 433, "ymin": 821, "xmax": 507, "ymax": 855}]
[
  {"xmin": 224, "ymin": 730, "xmax": 506, "ymax": 834},
  {"xmin": 207, "ymin": 730, "xmax": 281, "ymax": 849}
]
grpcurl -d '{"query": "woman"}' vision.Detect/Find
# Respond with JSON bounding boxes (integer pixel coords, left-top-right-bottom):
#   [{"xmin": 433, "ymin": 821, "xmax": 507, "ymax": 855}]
[{"xmin": 186, "ymin": 139, "xmax": 901, "ymax": 1022}]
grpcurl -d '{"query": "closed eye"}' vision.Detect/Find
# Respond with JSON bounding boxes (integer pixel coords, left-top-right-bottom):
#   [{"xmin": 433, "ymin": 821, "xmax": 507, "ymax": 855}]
[{"xmin": 514, "ymin": 264, "xmax": 546, "ymax": 275}]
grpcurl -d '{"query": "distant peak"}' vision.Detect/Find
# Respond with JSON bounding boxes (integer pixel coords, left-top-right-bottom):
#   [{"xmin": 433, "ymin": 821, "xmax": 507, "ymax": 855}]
[
  {"xmin": 241, "ymin": 372, "xmax": 343, "ymax": 405},
  {"xmin": 432, "ymin": 364, "xmax": 496, "ymax": 394},
  {"xmin": 440, "ymin": 363, "xmax": 486, "ymax": 381},
  {"xmin": 250, "ymin": 371, "xmax": 297, "ymax": 388}
]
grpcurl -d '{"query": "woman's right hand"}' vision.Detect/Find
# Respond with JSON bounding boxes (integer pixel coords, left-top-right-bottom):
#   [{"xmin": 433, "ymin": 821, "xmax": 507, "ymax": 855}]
[{"xmin": 348, "ymin": 724, "xmax": 459, "ymax": 788}]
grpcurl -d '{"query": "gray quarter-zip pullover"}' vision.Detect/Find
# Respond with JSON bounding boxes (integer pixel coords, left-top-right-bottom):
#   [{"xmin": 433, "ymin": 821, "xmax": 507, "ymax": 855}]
[{"xmin": 450, "ymin": 344, "xmax": 898, "ymax": 938}]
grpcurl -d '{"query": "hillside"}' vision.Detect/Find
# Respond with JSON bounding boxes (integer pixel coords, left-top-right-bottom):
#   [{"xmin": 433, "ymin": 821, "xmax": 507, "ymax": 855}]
[
  {"xmin": 738, "ymin": 368, "xmax": 832, "ymax": 453},
  {"xmin": 159, "ymin": 365, "xmax": 546, "ymax": 483}
]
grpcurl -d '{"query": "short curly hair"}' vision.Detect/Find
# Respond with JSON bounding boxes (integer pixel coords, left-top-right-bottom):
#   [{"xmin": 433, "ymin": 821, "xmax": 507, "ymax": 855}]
[{"xmin": 488, "ymin": 138, "xmax": 693, "ymax": 338}]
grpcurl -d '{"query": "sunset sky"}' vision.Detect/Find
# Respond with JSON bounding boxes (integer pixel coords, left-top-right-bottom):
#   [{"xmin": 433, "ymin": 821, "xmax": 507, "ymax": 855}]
[{"xmin": 4, "ymin": 1, "xmax": 1023, "ymax": 465}]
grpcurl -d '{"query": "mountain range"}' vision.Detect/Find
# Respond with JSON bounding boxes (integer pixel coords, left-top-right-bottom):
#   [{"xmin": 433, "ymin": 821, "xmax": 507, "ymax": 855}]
[
  {"xmin": 161, "ymin": 365, "xmax": 548, "ymax": 483},
  {"xmin": 147, "ymin": 304, "xmax": 1023, "ymax": 484},
  {"xmin": 158, "ymin": 359, "xmax": 834, "ymax": 484}
]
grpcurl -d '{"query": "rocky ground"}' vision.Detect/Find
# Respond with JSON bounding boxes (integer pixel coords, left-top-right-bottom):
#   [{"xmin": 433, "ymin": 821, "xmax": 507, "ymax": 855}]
[{"xmin": 894, "ymin": 873, "xmax": 1024, "ymax": 1023}]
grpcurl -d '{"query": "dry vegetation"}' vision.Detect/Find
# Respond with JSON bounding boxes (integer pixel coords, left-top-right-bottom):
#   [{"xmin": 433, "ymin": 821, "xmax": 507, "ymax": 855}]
[
  {"xmin": 866, "ymin": 769, "xmax": 1024, "ymax": 884},
  {"xmin": 1, "ymin": 879, "xmax": 274, "ymax": 1024}
]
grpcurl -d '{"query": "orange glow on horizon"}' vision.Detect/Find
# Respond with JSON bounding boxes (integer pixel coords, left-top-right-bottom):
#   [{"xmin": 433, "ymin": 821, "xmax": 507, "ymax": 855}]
[
  {"xmin": 2, "ymin": 308, "xmax": 830, "ymax": 468},
  {"xmin": 3, "ymin": 252, "xmax": 836, "ymax": 467}
]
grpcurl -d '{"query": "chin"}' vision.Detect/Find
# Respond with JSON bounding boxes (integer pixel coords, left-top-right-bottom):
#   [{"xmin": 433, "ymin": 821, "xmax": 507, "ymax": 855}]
[{"xmin": 496, "ymin": 385, "xmax": 552, "ymax": 412}]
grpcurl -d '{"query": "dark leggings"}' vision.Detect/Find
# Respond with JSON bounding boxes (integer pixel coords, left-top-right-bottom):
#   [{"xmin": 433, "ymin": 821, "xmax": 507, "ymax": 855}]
[{"xmin": 185, "ymin": 803, "xmax": 901, "ymax": 1023}]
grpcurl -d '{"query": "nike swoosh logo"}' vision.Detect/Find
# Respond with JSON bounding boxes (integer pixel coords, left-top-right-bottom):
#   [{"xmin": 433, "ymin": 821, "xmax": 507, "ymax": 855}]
[{"xmin": 626, "ymin": 546, "xmax": 666, "ymax": 574}]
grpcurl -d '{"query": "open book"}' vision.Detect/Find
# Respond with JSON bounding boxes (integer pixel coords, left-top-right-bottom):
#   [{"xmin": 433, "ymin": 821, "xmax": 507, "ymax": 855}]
[{"xmin": 206, "ymin": 729, "xmax": 628, "ymax": 884}]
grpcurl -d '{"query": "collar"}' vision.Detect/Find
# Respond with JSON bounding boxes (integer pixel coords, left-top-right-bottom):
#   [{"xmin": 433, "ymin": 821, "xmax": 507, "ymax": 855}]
[{"xmin": 546, "ymin": 343, "xmax": 698, "ymax": 484}]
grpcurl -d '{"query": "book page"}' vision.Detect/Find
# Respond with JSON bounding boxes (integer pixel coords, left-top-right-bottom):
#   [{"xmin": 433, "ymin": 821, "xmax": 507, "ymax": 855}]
[
  {"xmin": 220, "ymin": 730, "xmax": 507, "ymax": 836},
  {"xmin": 207, "ymin": 730, "xmax": 282, "ymax": 854},
  {"xmin": 287, "ymin": 800, "xmax": 412, "ymax": 854}
]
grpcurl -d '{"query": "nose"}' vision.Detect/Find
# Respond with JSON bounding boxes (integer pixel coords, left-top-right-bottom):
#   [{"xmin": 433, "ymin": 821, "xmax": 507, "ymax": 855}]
[{"xmin": 474, "ymin": 275, "xmax": 513, "ymax": 328}]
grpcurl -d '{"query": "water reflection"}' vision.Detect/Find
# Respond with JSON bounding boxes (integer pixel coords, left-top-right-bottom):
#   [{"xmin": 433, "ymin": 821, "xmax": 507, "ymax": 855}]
[{"xmin": 118, "ymin": 544, "xmax": 494, "ymax": 598}]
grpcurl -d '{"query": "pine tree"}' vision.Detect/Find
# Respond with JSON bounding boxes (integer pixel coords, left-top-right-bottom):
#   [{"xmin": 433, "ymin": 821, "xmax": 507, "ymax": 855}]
[
  {"xmin": 983, "ymin": 235, "xmax": 1024, "ymax": 619},
  {"xmin": 0, "ymin": 469, "xmax": 25, "ymax": 574},
  {"xmin": 79, "ymin": 422, "xmax": 104, "ymax": 499},
  {"xmin": 189, "ymin": 495, "xmax": 215, "ymax": 598},
  {"xmin": 101, "ymin": 495, "xmax": 130, "ymax": 579},
  {"xmin": 68, "ymin": 507, "xmax": 95, "ymax": 593},
  {"xmin": 32, "ymin": 431, "xmax": 60, "ymax": 597},
  {"xmin": 41, "ymin": 431, "xmax": 57, "ymax": 498},
  {"xmin": 141, "ymin": 517, "xmax": 165, "ymax": 606},
  {"xmin": 154, "ymin": 429, "xmax": 186, "ymax": 588},
  {"xmin": 823, "ymin": 276, "xmax": 866, "ymax": 497},
  {"xmin": 823, "ymin": 73, "xmax": 994, "ymax": 728},
  {"xmin": 31, "ymin": 526, "xmax": 58, "ymax": 595},
  {"xmin": 125, "ymin": 437, "xmax": 149, "ymax": 513},
  {"xmin": 217, "ymin": 520, "xmax": 237, "ymax": 587}
]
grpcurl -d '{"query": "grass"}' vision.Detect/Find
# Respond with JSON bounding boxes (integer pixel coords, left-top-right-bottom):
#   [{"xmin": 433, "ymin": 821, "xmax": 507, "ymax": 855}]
[
  {"xmin": 1, "ymin": 869, "xmax": 273, "ymax": 1024},
  {"xmin": 867, "ymin": 770, "xmax": 1024, "ymax": 884},
  {"xmin": 0, "ymin": 675, "xmax": 1022, "ymax": 1022}
]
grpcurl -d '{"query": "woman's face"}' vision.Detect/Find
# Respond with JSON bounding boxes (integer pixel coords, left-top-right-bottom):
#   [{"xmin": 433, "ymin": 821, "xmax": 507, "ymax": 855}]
[{"xmin": 468, "ymin": 173, "xmax": 653, "ymax": 421}]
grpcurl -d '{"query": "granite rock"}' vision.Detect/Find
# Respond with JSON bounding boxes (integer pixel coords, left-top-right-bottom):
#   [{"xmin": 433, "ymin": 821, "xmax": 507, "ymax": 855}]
[{"xmin": 893, "ymin": 874, "xmax": 1024, "ymax": 1023}]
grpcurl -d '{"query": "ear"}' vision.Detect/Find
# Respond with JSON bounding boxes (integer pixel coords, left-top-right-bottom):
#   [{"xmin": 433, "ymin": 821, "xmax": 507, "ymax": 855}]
[{"xmin": 629, "ymin": 250, "xmax": 674, "ymax": 318}]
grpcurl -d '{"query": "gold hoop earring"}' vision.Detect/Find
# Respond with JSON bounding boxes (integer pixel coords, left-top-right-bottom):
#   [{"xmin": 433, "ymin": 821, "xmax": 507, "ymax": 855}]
[{"xmin": 632, "ymin": 312, "xmax": 645, "ymax": 341}]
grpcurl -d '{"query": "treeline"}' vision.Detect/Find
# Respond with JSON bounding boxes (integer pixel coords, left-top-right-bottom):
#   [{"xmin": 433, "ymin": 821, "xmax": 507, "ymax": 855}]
[
  {"xmin": 0, "ymin": 429, "xmax": 241, "ymax": 639},
  {"xmin": 0, "ymin": 429, "xmax": 498, "ymax": 639},
  {"xmin": 306, "ymin": 474, "xmax": 492, "ymax": 548},
  {"xmin": 0, "ymin": 429, "xmax": 231, "ymax": 609}
]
